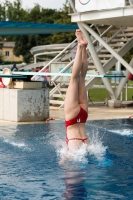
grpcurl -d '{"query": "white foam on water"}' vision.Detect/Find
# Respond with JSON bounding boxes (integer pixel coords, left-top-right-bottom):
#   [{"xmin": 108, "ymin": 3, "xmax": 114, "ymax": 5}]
[
  {"xmin": 109, "ymin": 129, "xmax": 133, "ymax": 136},
  {"xmin": 57, "ymin": 145, "xmax": 89, "ymax": 167},
  {"xmin": 56, "ymin": 130, "xmax": 107, "ymax": 165},
  {"xmin": 0, "ymin": 136, "xmax": 30, "ymax": 151},
  {"xmin": 0, "ymin": 126, "xmax": 28, "ymax": 149}
]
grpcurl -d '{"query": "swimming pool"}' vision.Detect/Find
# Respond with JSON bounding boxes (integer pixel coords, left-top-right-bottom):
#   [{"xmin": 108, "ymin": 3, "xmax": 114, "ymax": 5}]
[{"xmin": 0, "ymin": 119, "xmax": 133, "ymax": 199}]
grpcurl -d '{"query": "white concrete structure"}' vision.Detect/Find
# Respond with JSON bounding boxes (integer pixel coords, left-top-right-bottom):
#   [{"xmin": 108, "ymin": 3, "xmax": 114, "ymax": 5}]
[
  {"xmin": 75, "ymin": 0, "xmax": 125, "ymax": 12},
  {"xmin": 0, "ymin": 88, "xmax": 49, "ymax": 122}
]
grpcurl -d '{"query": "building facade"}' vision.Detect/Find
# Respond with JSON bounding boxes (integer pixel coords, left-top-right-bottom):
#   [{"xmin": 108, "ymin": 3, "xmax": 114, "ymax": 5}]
[{"xmin": 0, "ymin": 41, "xmax": 23, "ymax": 63}]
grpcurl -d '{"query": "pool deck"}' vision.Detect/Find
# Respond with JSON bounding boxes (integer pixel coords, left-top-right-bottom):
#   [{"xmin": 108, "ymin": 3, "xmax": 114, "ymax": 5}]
[
  {"xmin": 50, "ymin": 105, "xmax": 133, "ymax": 121},
  {"xmin": 0, "ymin": 104, "xmax": 132, "ymax": 125}
]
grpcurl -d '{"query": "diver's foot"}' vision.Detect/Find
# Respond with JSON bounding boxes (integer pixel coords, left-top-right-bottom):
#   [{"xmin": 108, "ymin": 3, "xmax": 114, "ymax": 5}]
[
  {"xmin": 81, "ymin": 31, "xmax": 88, "ymax": 45},
  {"xmin": 75, "ymin": 29, "xmax": 88, "ymax": 46}
]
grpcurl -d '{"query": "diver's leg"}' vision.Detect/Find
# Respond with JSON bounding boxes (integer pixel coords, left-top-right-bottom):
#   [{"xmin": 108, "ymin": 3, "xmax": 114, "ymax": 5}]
[
  {"xmin": 64, "ymin": 45, "xmax": 82, "ymax": 120},
  {"xmin": 78, "ymin": 42, "xmax": 88, "ymax": 113},
  {"xmin": 64, "ymin": 30, "xmax": 87, "ymax": 120}
]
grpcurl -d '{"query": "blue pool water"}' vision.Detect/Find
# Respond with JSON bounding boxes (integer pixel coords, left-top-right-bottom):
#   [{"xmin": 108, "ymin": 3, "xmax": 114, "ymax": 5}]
[{"xmin": 0, "ymin": 119, "xmax": 133, "ymax": 199}]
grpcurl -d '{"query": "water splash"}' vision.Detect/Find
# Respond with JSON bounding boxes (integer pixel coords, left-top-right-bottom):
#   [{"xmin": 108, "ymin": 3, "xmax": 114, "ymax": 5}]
[
  {"xmin": 56, "ymin": 129, "xmax": 108, "ymax": 167},
  {"xmin": 4, "ymin": 138, "xmax": 25, "ymax": 147},
  {"xmin": 88, "ymin": 130, "xmax": 107, "ymax": 162},
  {"xmin": 109, "ymin": 129, "xmax": 133, "ymax": 136},
  {"xmin": 0, "ymin": 136, "xmax": 30, "ymax": 151}
]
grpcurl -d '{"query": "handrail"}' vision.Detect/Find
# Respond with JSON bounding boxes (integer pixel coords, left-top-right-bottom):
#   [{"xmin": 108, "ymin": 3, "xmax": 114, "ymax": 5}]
[{"xmin": 31, "ymin": 38, "xmax": 77, "ymax": 81}]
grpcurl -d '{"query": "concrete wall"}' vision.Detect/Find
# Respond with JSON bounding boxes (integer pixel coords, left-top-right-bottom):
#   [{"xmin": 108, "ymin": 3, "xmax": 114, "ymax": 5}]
[{"xmin": 0, "ymin": 88, "xmax": 49, "ymax": 122}]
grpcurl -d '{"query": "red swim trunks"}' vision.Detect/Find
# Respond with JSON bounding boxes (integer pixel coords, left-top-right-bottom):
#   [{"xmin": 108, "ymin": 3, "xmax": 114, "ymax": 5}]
[{"xmin": 65, "ymin": 107, "xmax": 88, "ymax": 145}]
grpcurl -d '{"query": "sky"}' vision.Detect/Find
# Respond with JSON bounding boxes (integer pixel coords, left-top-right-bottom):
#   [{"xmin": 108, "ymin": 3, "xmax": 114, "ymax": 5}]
[
  {"xmin": 22, "ymin": 0, "xmax": 66, "ymax": 9},
  {"xmin": 1, "ymin": 0, "xmax": 66, "ymax": 10}
]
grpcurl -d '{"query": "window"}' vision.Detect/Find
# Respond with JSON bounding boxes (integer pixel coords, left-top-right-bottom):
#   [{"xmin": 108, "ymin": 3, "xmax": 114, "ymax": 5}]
[{"xmin": 5, "ymin": 51, "xmax": 9, "ymax": 56}]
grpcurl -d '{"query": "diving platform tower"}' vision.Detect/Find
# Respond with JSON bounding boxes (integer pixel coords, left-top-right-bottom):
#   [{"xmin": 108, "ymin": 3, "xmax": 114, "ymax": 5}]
[
  {"xmin": 29, "ymin": 0, "xmax": 133, "ymax": 108},
  {"xmin": 66, "ymin": 0, "xmax": 133, "ymax": 104}
]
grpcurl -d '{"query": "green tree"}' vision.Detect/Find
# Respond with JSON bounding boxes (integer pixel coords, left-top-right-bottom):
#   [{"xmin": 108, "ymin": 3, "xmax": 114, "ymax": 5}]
[
  {"xmin": 0, "ymin": 37, "xmax": 3, "ymax": 63},
  {"xmin": 13, "ymin": 34, "xmax": 52, "ymax": 63},
  {"xmin": 0, "ymin": 53, "xmax": 3, "ymax": 63},
  {"xmin": 123, "ymin": 48, "xmax": 133, "ymax": 64},
  {"xmin": 3, "ymin": 0, "xmax": 28, "ymax": 21},
  {"xmin": 3, "ymin": 0, "xmax": 76, "ymax": 63},
  {"xmin": 0, "ymin": 3, "xmax": 6, "ymax": 20},
  {"xmin": 27, "ymin": 4, "xmax": 41, "ymax": 22},
  {"xmin": 50, "ymin": 0, "xmax": 75, "ymax": 45}
]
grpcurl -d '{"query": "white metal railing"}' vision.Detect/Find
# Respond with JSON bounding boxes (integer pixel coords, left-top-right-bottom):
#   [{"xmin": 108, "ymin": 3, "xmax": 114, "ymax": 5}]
[{"xmin": 31, "ymin": 39, "xmax": 77, "ymax": 81}]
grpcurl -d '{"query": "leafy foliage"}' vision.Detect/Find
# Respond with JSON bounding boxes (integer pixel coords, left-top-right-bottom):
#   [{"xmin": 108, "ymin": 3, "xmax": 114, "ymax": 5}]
[
  {"xmin": 0, "ymin": 37, "xmax": 3, "ymax": 63},
  {"xmin": 123, "ymin": 48, "xmax": 133, "ymax": 64}
]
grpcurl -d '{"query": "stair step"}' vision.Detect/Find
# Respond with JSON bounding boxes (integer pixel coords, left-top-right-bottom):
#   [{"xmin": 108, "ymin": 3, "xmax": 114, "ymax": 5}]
[
  {"xmin": 65, "ymin": 82, "xmax": 69, "ymax": 86},
  {"xmin": 89, "ymin": 59, "xmax": 109, "ymax": 63},
  {"xmin": 53, "ymin": 94, "xmax": 66, "ymax": 98},
  {"xmin": 100, "ymin": 49, "xmax": 119, "ymax": 53},
  {"xmin": 100, "ymin": 60, "xmax": 109, "ymax": 63},
  {"xmin": 123, "ymin": 28, "xmax": 133, "ymax": 32},
  {"xmin": 117, "ymin": 33, "xmax": 133, "ymax": 37},
  {"xmin": 109, "ymin": 43, "xmax": 124, "ymax": 47},
  {"xmin": 99, "ymin": 49, "xmax": 109, "ymax": 52},
  {"xmin": 98, "ymin": 54, "xmax": 112, "ymax": 58},
  {"xmin": 88, "ymin": 65, "xmax": 96, "ymax": 68},
  {"xmin": 50, "ymin": 106, "xmax": 63, "ymax": 109},
  {"xmin": 60, "ymin": 88, "xmax": 67, "ymax": 92},
  {"xmin": 111, "ymin": 39, "xmax": 127, "ymax": 42},
  {"xmin": 50, "ymin": 100, "xmax": 64, "ymax": 105}
]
